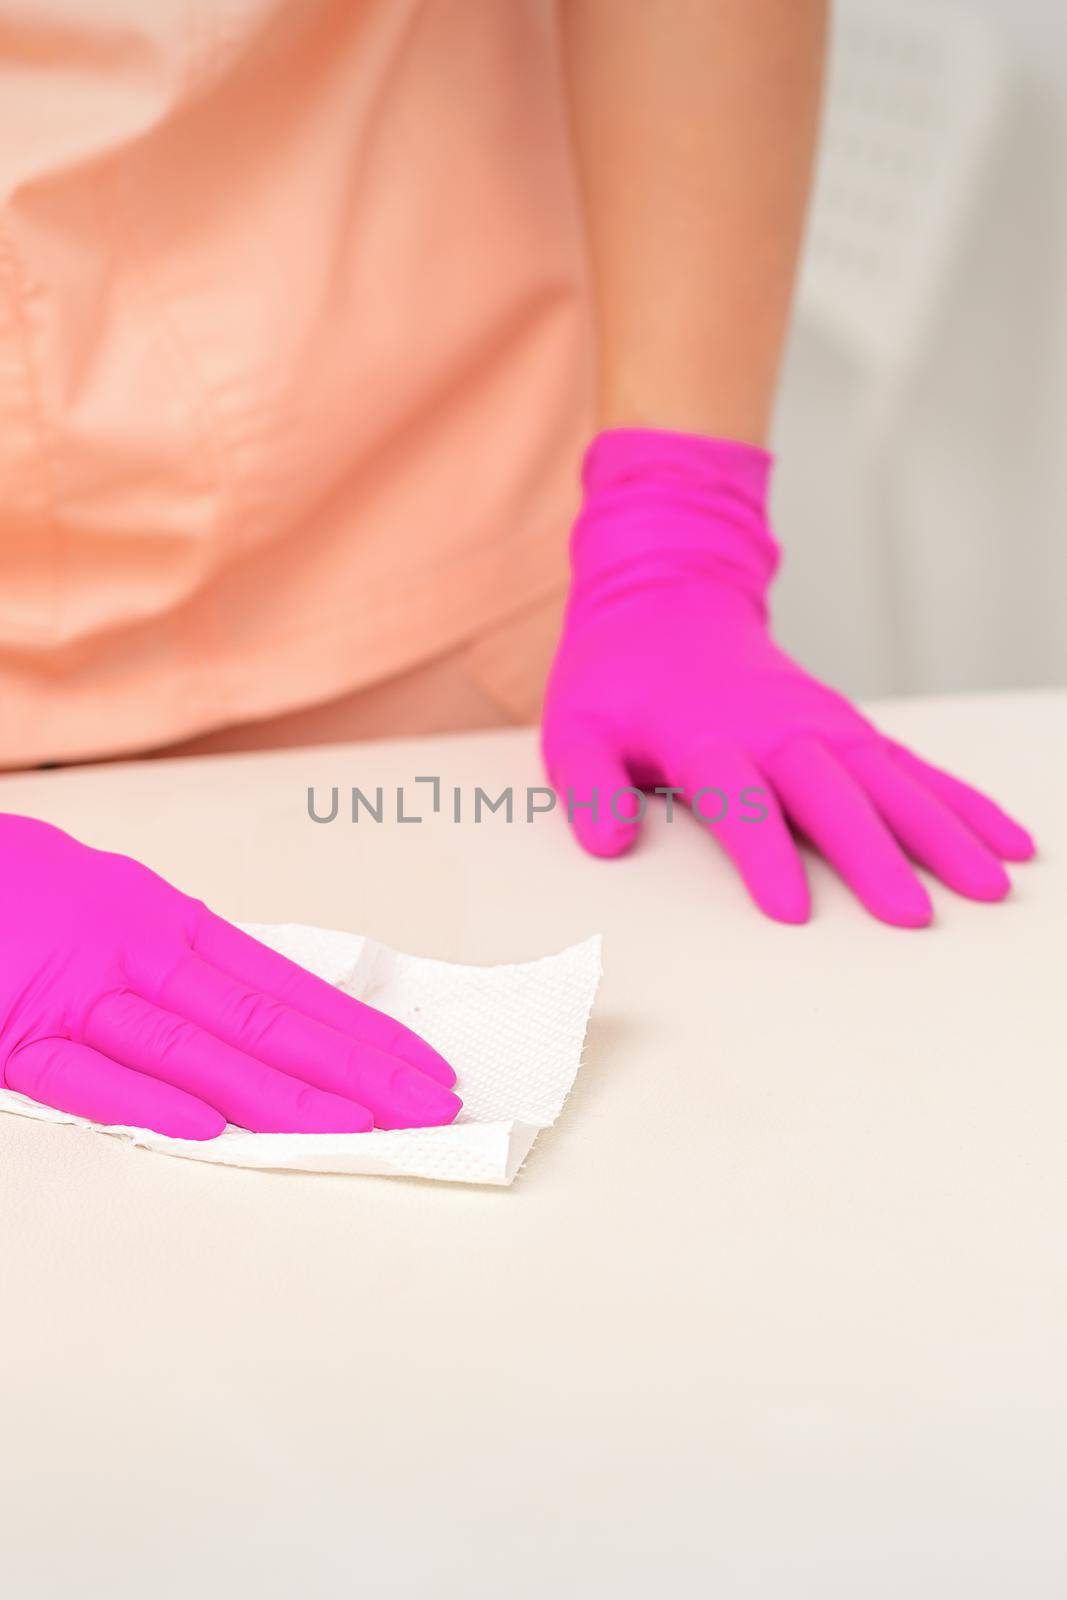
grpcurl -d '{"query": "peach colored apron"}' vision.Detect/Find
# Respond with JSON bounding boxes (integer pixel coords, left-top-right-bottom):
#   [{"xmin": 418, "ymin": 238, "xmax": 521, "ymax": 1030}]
[{"xmin": 0, "ymin": 0, "xmax": 590, "ymax": 766}]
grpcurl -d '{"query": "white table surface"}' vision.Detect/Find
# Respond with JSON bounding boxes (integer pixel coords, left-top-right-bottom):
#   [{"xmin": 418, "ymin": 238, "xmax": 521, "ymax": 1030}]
[{"xmin": 1, "ymin": 690, "xmax": 1064, "ymax": 1597}]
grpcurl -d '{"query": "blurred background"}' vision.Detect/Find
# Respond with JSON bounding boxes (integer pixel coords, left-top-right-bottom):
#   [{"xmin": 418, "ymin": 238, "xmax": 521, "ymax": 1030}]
[{"xmin": 772, "ymin": 0, "xmax": 1066, "ymax": 700}]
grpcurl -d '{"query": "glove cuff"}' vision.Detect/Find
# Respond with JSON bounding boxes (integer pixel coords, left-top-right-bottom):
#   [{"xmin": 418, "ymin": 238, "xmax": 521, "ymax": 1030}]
[{"xmin": 571, "ymin": 427, "xmax": 780, "ymax": 604}]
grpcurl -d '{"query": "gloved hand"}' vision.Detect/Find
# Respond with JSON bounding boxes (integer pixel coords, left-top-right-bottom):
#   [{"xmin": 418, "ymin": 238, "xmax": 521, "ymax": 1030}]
[
  {"xmin": 0, "ymin": 814, "xmax": 461, "ymax": 1137},
  {"xmin": 542, "ymin": 428, "xmax": 1034, "ymax": 926}
]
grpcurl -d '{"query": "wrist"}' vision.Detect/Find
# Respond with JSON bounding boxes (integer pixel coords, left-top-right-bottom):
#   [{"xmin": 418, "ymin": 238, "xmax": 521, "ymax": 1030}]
[{"xmin": 570, "ymin": 426, "xmax": 780, "ymax": 605}]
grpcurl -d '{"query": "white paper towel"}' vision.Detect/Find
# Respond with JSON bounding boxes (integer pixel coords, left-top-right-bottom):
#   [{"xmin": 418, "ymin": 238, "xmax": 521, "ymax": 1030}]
[{"xmin": 0, "ymin": 924, "xmax": 603, "ymax": 1186}]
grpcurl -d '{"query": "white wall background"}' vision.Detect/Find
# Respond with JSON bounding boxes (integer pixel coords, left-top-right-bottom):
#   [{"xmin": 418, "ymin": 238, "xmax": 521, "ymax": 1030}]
[{"xmin": 772, "ymin": 0, "xmax": 1067, "ymax": 700}]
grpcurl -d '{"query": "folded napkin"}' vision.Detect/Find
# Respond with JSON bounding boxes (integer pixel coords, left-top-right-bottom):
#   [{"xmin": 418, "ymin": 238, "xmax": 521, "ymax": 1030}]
[{"xmin": 0, "ymin": 923, "xmax": 602, "ymax": 1187}]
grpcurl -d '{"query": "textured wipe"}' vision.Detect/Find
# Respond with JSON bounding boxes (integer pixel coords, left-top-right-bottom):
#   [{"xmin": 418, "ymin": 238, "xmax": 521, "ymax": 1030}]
[{"xmin": 0, "ymin": 925, "xmax": 603, "ymax": 1187}]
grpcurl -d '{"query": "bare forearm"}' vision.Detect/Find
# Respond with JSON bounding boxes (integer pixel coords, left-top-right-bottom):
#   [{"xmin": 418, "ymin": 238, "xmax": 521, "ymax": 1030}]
[{"xmin": 561, "ymin": 0, "xmax": 828, "ymax": 445}]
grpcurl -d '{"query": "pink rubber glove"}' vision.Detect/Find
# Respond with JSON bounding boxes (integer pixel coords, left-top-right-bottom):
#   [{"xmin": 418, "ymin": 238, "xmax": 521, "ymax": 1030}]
[
  {"xmin": 542, "ymin": 428, "xmax": 1035, "ymax": 926},
  {"xmin": 0, "ymin": 814, "xmax": 461, "ymax": 1137}
]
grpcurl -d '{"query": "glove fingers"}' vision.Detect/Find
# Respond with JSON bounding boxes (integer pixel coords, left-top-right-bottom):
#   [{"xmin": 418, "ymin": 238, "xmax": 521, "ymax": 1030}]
[
  {"xmin": 154, "ymin": 952, "xmax": 460, "ymax": 1129},
  {"xmin": 765, "ymin": 736, "xmax": 933, "ymax": 928},
  {"xmin": 84, "ymin": 990, "xmax": 377, "ymax": 1134},
  {"xmin": 192, "ymin": 910, "xmax": 456, "ymax": 1087},
  {"xmin": 837, "ymin": 743, "xmax": 1011, "ymax": 902},
  {"xmin": 4, "ymin": 1037, "xmax": 225, "ymax": 1140},
  {"xmin": 547, "ymin": 739, "xmax": 642, "ymax": 857},
  {"xmin": 885, "ymin": 740, "xmax": 1036, "ymax": 862},
  {"xmin": 679, "ymin": 747, "xmax": 809, "ymax": 924}
]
